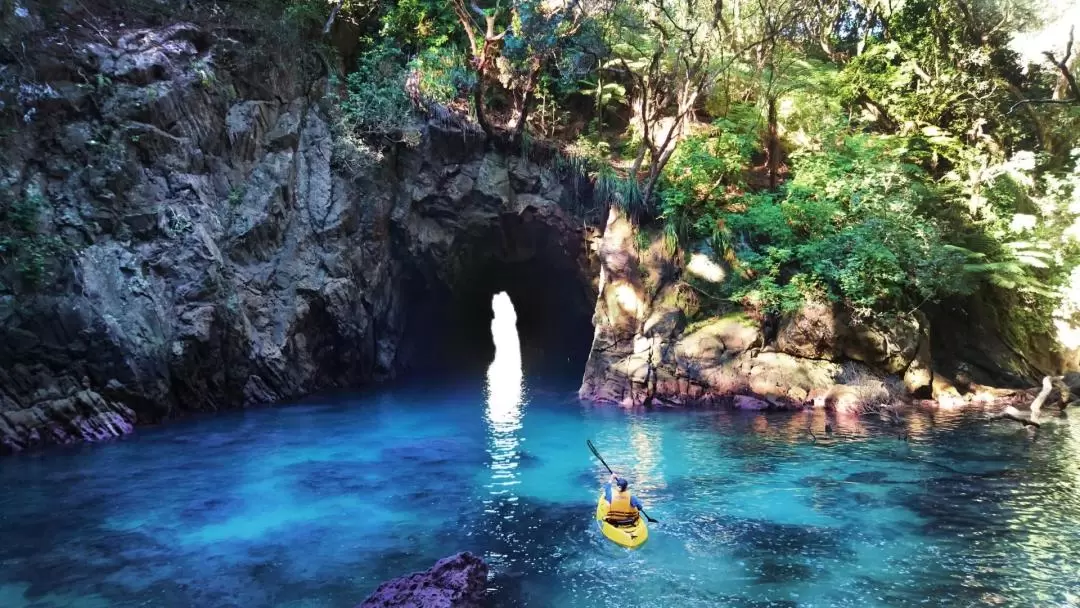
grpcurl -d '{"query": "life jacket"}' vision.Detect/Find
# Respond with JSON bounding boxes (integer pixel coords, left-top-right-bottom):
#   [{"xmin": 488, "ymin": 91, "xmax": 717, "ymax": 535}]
[{"xmin": 607, "ymin": 488, "xmax": 639, "ymax": 523}]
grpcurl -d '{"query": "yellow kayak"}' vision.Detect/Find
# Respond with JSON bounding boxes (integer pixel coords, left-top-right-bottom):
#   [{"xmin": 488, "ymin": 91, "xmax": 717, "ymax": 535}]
[{"xmin": 595, "ymin": 491, "xmax": 649, "ymax": 549}]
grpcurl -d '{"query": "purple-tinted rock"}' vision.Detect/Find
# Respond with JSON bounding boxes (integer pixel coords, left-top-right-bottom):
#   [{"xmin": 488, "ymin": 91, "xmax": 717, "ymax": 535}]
[
  {"xmin": 357, "ymin": 552, "xmax": 489, "ymax": 608},
  {"xmin": 734, "ymin": 395, "xmax": 770, "ymax": 410}
]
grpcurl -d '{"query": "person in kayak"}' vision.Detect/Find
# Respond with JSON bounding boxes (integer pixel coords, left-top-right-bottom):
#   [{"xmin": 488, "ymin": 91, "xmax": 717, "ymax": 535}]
[{"xmin": 603, "ymin": 473, "xmax": 644, "ymax": 525}]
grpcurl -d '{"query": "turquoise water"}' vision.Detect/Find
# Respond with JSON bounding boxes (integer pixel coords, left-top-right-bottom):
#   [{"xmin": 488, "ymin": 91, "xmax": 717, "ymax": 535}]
[{"xmin": 2, "ymin": 375, "xmax": 1080, "ymax": 606}]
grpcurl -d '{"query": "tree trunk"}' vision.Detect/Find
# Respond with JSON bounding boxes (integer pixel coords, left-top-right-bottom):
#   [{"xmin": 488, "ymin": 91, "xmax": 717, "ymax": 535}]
[
  {"xmin": 474, "ymin": 79, "xmax": 496, "ymax": 139},
  {"xmin": 507, "ymin": 60, "xmax": 543, "ymax": 140},
  {"xmin": 767, "ymin": 96, "xmax": 779, "ymax": 189}
]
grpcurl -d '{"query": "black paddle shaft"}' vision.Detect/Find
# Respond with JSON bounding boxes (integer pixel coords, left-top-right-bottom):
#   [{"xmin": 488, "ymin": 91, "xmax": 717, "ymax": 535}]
[
  {"xmin": 586, "ymin": 439, "xmax": 659, "ymax": 523},
  {"xmin": 587, "ymin": 440, "xmax": 615, "ymax": 475}
]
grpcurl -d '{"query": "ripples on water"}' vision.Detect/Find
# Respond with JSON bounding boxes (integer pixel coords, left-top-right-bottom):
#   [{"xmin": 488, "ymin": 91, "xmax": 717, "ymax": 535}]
[{"xmin": 1, "ymin": 299, "xmax": 1079, "ymax": 607}]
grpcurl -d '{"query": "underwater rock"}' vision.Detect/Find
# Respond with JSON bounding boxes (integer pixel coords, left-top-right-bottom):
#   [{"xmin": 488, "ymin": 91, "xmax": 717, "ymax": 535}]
[{"xmin": 357, "ymin": 552, "xmax": 489, "ymax": 608}]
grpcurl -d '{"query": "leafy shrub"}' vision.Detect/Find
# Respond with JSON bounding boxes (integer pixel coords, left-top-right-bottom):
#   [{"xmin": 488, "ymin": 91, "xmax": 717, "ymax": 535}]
[
  {"xmin": 0, "ymin": 187, "xmax": 68, "ymax": 290},
  {"xmin": 379, "ymin": 0, "xmax": 460, "ymax": 50},
  {"xmin": 657, "ymin": 120, "xmax": 758, "ymax": 247},
  {"xmin": 407, "ymin": 46, "xmax": 476, "ymax": 104},
  {"xmin": 699, "ymin": 134, "xmax": 976, "ymax": 314},
  {"xmin": 338, "ymin": 42, "xmax": 418, "ymax": 139}
]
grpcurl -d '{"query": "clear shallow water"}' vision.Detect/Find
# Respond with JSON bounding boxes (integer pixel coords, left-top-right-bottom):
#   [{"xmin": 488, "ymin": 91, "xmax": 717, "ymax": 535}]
[{"xmin": 2, "ymin": 379, "xmax": 1080, "ymax": 607}]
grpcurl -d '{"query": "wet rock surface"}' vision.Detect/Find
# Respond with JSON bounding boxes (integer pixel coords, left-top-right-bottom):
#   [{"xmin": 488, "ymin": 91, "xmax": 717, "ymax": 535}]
[{"xmin": 357, "ymin": 552, "xmax": 489, "ymax": 608}]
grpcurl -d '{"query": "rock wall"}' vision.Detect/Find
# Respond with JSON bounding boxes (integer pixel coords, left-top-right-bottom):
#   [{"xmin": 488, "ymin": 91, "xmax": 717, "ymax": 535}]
[
  {"xmin": 579, "ymin": 207, "xmax": 927, "ymax": 411},
  {"xmin": 0, "ymin": 6, "xmax": 598, "ymax": 453}
]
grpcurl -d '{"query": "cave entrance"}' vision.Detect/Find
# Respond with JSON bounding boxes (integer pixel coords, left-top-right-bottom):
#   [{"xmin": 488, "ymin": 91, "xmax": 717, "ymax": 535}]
[{"xmin": 399, "ymin": 210, "xmax": 596, "ymax": 381}]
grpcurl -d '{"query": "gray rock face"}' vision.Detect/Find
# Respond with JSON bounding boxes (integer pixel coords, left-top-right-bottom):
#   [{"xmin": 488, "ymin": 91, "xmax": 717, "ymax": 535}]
[
  {"xmin": 0, "ymin": 16, "xmax": 398, "ymax": 452},
  {"xmin": 0, "ymin": 9, "xmax": 598, "ymax": 453},
  {"xmin": 356, "ymin": 552, "xmax": 489, "ymax": 608}
]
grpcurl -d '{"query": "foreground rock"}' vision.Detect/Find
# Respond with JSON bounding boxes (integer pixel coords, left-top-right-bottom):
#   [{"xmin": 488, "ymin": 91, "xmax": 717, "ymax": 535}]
[{"xmin": 357, "ymin": 552, "xmax": 489, "ymax": 608}]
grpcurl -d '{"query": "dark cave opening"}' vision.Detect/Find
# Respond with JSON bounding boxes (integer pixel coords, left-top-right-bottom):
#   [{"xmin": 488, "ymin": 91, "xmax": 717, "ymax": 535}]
[{"xmin": 397, "ymin": 210, "xmax": 597, "ymax": 381}]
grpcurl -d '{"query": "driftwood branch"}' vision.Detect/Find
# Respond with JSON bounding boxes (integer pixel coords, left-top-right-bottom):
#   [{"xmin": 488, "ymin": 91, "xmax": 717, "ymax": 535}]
[
  {"xmin": 992, "ymin": 406, "xmax": 1041, "ymax": 428},
  {"xmin": 991, "ymin": 376, "xmax": 1064, "ymax": 428},
  {"xmin": 1028, "ymin": 375, "xmax": 1054, "ymax": 423}
]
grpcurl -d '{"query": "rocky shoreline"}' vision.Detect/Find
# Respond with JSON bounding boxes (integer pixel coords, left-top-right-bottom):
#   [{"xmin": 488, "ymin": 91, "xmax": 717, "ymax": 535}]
[
  {"xmin": 0, "ymin": 7, "xmax": 597, "ymax": 454},
  {"xmin": 578, "ymin": 207, "xmax": 1079, "ymax": 417}
]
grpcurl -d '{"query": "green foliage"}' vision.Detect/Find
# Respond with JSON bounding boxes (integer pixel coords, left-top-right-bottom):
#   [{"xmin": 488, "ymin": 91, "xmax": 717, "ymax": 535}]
[
  {"xmin": 671, "ymin": 134, "xmax": 977, "ymax": 314},
  {"xmin": 657, "ymin": 120, "xmax": 758, "ymax": 248},
  {"xmin": 380, "ymin": 0, "xmax": 460, "ymax": 50},
  {"xmin": 407, "ymin": 47, "xmax": 476, "ymax": 104},
  {"xmin": 338, "ymin": 42, "xmax": 418, "ymax": 140},
  {"xmin": 594, "ymin": 164, "xmax": 644, "ymax": 215},
  {"xmin": 7, "ymin": 190, "xmax": 42, "ymax": 232},
  {"xmin": 281, "ymin": 0, "xmax": 329, "ymax": 31},
  {"xmin": 0, "ymin": 187, "xmax": 68, "ymax": 290}
]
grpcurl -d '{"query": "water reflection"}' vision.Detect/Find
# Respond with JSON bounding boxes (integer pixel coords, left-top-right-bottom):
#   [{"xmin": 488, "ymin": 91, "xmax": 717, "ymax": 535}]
[
  {"xmin": 483, "ymin": 292, "xmax": 524, "ymax": 513},
  {"xmin": 628, "ymin": 417, "xmax": 665, "ymax": 494},
  {"xmin": 744, "ymin": 406, "xmax": 984, "ymax": 446}
]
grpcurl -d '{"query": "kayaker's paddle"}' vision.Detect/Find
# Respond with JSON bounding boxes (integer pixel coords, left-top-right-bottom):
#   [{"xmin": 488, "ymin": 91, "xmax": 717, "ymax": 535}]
[{"xmin": 587, "ymin": 439, "xmax": 659, "ymax": 523}]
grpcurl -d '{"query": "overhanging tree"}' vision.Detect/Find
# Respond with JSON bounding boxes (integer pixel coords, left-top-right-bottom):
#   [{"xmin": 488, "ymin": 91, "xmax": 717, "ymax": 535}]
[{"xmin": 450, "ymin": 0, "xmax": 604, "ymax": 139}]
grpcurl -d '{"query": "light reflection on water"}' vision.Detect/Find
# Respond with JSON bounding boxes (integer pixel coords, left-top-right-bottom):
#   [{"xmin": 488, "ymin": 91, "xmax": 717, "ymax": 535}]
[{"xmin": 483, "ymin": 292, "xmax": 524, "ymax": 521}]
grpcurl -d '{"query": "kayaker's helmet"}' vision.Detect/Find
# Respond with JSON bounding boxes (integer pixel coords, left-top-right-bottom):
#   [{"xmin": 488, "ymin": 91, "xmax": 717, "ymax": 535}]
[{"xmin": 616, "ymin": 477, "xmax": 629, "ymax": 491}]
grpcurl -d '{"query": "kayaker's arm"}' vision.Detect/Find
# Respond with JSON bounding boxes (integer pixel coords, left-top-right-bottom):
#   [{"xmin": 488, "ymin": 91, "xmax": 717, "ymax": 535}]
[{"xmin": 631, "ymin": 495, "xmax": 644, "ymax": 510}]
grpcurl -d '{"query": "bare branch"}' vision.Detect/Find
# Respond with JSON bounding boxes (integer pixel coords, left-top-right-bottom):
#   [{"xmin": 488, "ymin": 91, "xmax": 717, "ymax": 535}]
[
  {"xmin": 1029, "ymin": 376, "xmax": 1054, "ymax": 423},
  {"xmin": 992, "ymin": 406, "xmax": 1041, "ymax": 428},
  {"xmin": 1008, "ymin": 26, "xmax": 1080, "ymax": 113},
  {"xmin": 322, "ymin": 0, "xmax": 344, "ymax": 35},
  {"xmin": 451, "ymin": 0, "xmax": 481, "ymax": 56}
]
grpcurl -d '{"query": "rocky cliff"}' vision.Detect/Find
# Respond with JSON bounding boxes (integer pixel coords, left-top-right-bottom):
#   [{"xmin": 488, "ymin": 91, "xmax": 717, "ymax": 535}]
[
  {"xmin": 0, "ymin": 3, "xmax": 598, "ymax": 453},
  {"xmin": 579, "ymin": 207, "xmax": 947, "ymax": 412}
]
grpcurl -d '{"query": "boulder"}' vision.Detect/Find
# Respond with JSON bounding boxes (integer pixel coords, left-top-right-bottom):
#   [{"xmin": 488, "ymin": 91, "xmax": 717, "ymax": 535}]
[
  {"xmin": 842, "ymin": 312, "xmax": 923, "ymax": 375},
  {"xmin": 932, "ymin": 377, "xmax": 965, "ymax": 408},
  {"xmin": 734, "ymin": 395, "xmax": 770, "ymax": 410},
  {"xmin": 903, "ymin": 337, "xmax": 933, "ymax": 397},
  {"xmin": 776, "ymin": 300, "xmax": 843, "ymax": 360},
  {"xmin": 357, "ymin": 552, "xmax": 489, "ymax": 608},
  {"xmin": 776, "ymin": 302, "xmax": 931, "ymax": 395},
  {"xmin": 1065, "ymin": 372, "xmax": 1080, "ymax": 395}
]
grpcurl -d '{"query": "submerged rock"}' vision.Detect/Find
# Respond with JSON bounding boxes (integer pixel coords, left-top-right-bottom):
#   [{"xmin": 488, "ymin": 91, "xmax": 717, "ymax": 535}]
[{"xmin": 357, "ymin": 552, "xmax": 489, "ymax": 608}]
